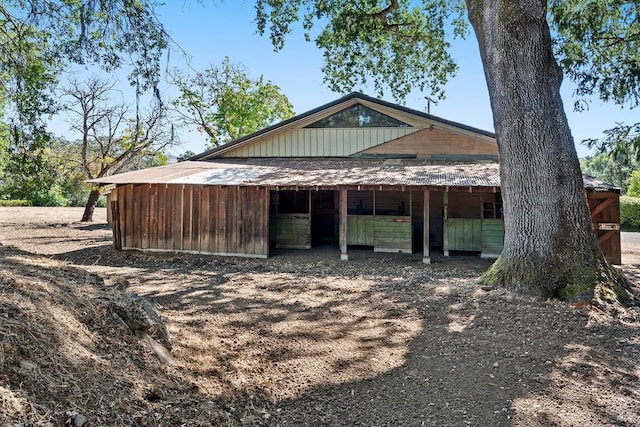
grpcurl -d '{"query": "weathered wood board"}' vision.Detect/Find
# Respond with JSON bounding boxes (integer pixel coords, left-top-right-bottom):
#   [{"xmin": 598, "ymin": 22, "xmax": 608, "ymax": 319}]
[
  {"xmin": 480, "ymin": 219, "xmax": 504, "ymax": 258},
  {"xmin": 445, "ymin": 218, "xmax": 482, "ymax": 253},
  {"xmin": 110, "ymin": 184, "xmax": 269, "ymax": 257},
  {"xmin": 274, "ymin": 213, "xmax": 312, "ymax": 249},
  {"xmin": 347, "ymin": 215, "xmax": 374, "ymax": 246},
  {"xmin": 587, "ymin": 190, "xmax": 621, "ymax": 265},
  {"xmin": 373, "ymin": 215, "xmax": 413, "ymax": 253}
]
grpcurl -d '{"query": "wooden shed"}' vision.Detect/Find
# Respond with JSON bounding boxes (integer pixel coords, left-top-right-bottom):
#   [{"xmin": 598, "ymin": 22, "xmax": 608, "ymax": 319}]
[{"xmin": 92, "ymin": 93, "xmax": 621, "ymax": 264}]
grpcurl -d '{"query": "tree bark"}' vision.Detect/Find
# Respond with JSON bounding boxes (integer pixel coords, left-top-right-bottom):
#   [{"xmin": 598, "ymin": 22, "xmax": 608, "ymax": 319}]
[
  {"xmin": 81, "ymin": 188, "xmax": 101, "ymax": 222},
  {"xmin": 466, "ymin": 0, "xmax": 627, "ymax": 302}
]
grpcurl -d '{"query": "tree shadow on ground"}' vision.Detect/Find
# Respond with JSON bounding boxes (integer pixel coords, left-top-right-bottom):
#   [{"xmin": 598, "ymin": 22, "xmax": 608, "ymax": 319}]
[
  {"xmin": 268, "ymin": 284, "xmax": 639, "ymax": 426},
  {"xmin": 31, "ymin": 244, "xmax": 640, "ymax": 426},
  {"xmin": 72, "ymin": 222, "xmax": 112, "ymax": 232}
]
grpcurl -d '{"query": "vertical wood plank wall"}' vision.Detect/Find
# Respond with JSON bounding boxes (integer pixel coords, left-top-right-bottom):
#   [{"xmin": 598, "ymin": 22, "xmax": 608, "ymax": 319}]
[
  {"xmin": 225, "ymin": 128, "xmax": 420, "ymax": 157},
  {"xmin": 108, "ymin": 184, "xmax": 621, "ymax": 264},
  {"xmin": 111, "ymin": 183, "xmax": 269, "ymax": 258}
]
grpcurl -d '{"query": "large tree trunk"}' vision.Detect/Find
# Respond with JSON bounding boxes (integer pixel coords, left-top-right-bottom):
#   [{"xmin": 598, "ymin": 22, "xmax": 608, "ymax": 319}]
[
  {"xmin": 466, "ymin": 0, "xmax": 627, "ymax": 302},
  {"xmin": 81, "ymin": 188, "xmax": 101, "ymax": 222}
]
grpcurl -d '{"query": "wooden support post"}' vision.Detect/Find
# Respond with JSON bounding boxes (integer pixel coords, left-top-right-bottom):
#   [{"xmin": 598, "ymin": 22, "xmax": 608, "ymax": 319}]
[
  {"xmin": 423, "ymin": 189, "xmax": 430, "ymax": 264},
  {"xmin": 111, "ymin": 200, "xmax": 122, "ymax": 250},
  {"xmin": 340, "ymin": 188, "xmax": 348, "ymax": 260},
  {"xmin": 264, "ymin": 188, "xmax": 270, "ymax": 258},
  {"xmin": 443, "ymin": 190, "xmax": 449, "ymax": 257},
  {"xmin": 106, "ymin": 192, "xmax": 112, "ymax": 224}
]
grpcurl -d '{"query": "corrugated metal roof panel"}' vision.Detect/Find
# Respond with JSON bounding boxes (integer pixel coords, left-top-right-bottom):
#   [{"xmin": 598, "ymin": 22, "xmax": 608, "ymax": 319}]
[
  {"xmin": 90, "ymin": 158, "xmax": 501, "ymax": 187},
  {"xmin": 88, "ymin": 159, "xmax": 617, "ymax": 191},
  {"xmin": 582, "ymin": 174, "xmax": 620, "ymax": 192}
]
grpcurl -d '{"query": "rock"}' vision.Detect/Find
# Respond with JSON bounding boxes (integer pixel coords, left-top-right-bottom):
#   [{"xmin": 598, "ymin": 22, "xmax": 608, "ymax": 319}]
[
  {"xmin": 110, "ymin": 291, "xmax": 172, "ymax": 350},
  {"xmin": 19, "ymin": 360, "xmax": 38, "ymax": 370},
  {"xmin": 74, "ymin": 414, "xmax": 87, "ymax": 426}
]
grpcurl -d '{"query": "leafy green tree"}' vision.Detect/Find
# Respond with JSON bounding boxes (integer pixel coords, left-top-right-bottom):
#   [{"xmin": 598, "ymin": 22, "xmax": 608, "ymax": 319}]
[
  {"xmin": 552, "ymin": 0, "xmax": 640, "ymax": 173},
  {"xmin": 172, "ymin": 57, "xmax": 295, "ymax": 147},
  {"xmin": 549, "ymin": 0, "xmax": 640, "ymax": 109},
  {"xmin": 0, "ymin": 11, "xmax": 59, "ymax": 204},
  {"xmin": 580, "ymin": 153, "xmax": 639, "ymax": 194},
  {"xmin": 254, "ymin": 0, "xmax": 635, "ymax": 302},
  {"xmin": 62, "ymin": 77, "xmax": 175, "ymax": 222},
  {"xmin": 0, "ymin": 130, "xmax": 61, "ymax": 205},
  {"xmin": 0, "ymin": 119, "xmax": 9, "ymax": 178},
  {"xmin": 1, "ymin": 1, "xmax": 168, "ymax": 98},
  {"xmin": 627, "ymin": 170, "xmax": 640, "ymax": 198}
]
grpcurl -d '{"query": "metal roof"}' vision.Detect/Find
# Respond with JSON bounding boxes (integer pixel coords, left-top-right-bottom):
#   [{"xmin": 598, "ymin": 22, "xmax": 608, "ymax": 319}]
[
  {"xmin": 582, "ymin": 174, "xmax": 620, "ymax": 192},
  {"xmin": 88, "ymin": 158, "xmax": 617, "ymax": 192},
  {"xmin": 89, "ymin": 158, "xmax": 500, "ymax": 187}
]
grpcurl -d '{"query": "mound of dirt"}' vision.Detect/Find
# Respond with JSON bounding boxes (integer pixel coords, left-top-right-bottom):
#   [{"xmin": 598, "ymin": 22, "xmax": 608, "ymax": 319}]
[{"xmin": 0, "ymin": 248, "xmax": 261, "ymax": 426}]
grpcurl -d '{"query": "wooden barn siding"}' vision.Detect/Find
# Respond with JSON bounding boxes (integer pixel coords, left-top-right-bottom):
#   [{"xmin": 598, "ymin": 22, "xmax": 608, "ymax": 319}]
[
  {"xmin": 587, "ymin": 190, "xmax": 621, "ymax": 265},
  {"xmin": 109, "ymin": 184, "xmax": 618, "ymax": 264},
  {"xmin": 224, "ymin": 128, "xmax": 421, "ymax": 157},
  {"xmin": 112, "ymin": 183, "xmax": 268, "ymax": 257},
  {"xmin": 361, "ymin": 128, "xmax": 498, "ymax": 159}
]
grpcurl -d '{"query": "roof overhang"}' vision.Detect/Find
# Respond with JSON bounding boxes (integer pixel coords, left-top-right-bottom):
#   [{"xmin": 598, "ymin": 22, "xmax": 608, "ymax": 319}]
[{"xmin": 88, "ymin": 159, "xmax": 618, "ymax": 193}]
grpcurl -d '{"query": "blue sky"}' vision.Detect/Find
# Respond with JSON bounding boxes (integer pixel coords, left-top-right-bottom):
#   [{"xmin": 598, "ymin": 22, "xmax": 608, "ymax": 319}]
[{"xmin": 56, "ymin": 1, "xmax": 639, "ymax": 159}]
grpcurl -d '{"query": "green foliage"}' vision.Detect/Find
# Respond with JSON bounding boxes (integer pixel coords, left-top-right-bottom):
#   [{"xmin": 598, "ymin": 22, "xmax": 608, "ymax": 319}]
[
  {"xmin": 620, "ymin": 195, "xmax": 640, "ymax": 231},
  {"xmin": 255, "ymin": 0, "xmax": 640, "ymax": 107},
  {"xmin": 549, "ymin": 0, "xmax": 640, "ymax": 109},
  {"xmin": 584, "ymin": 123, "xmax": 640, "ymax": 166},
  {"xmin": 30, "ymin": 185, "xmax": 68, "ymax": 207},
  {"xmin": 551, "ymin": 0, "xmax": 640, "ymax": 162},
  {"xmin": 627, "ymin": 170, "xmax": 640, "ymax": 197},
  {"xmin": 0, "ymin": 1, "xmax": 170, "ymax": 209},
  {"xmin": 172, "ymin": 57, "xmax": 295, "ymax": 147},
  {"xmin": 580, "ymin": 153, "xmax": 638, "ymax": 193},
  {"xmin": 1, "ymin": 1, "xmax": 169, "ymax": 95},
  {"xmin": 255, "ymin": 0, "xmax": 467, "ymax": 101},
  {"xmin": 0, "ymin": 199, "xmax": 30, "ymax": 207},
  {"xmin": 177, "ymin": 150, "xmax": 196, "ymax": 162},
  {"xmin": 1, "ymin": 128, "xmax": 57, "ymax": 201}
]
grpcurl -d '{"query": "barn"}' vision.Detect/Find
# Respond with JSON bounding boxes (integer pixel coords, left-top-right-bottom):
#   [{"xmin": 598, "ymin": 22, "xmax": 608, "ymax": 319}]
[{"xmin": 92, "ymin": 92, "xmax": 621, "ymax": 264}]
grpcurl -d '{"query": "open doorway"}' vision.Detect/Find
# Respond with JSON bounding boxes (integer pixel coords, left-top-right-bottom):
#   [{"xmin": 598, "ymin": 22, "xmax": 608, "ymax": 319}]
[
  {"xmin": 311, "ymin": 190, "xmax": 338, "ymax": 246},
  {"xmin": 269, "ymin": 189, "xmax": 339, "ymax": 249}
]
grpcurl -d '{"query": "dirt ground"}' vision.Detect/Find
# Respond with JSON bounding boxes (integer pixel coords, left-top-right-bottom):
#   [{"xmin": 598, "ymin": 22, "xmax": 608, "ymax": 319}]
[{"xmin": 1, "ymin": 207, "xmax": 639, "ymax": 426}]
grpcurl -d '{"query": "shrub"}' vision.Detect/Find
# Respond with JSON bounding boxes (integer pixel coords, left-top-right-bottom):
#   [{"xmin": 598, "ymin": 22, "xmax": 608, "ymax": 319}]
[
  {"xmin": 30, "ymin": 186, "xmax": 68, "ymax": 207},
  {"xmin": 0, "ymin": 199, "xmax": 31, "ymax": 207},
  {"xmin": 620, "ymin": 195, "xmax": 640, "ymax": 231}
]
